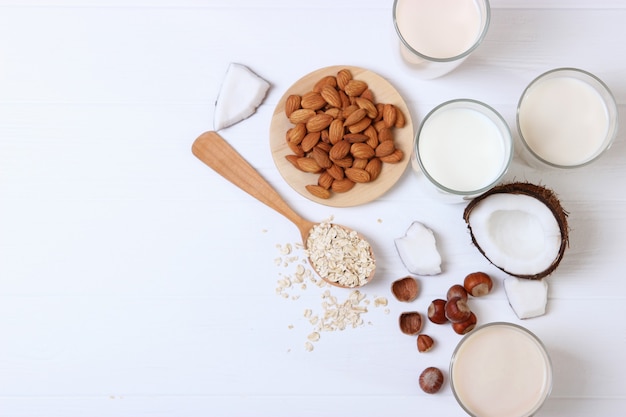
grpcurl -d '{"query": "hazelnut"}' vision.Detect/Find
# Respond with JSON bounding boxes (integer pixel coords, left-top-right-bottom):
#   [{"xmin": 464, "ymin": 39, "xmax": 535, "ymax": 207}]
[
  {"xmin": 419, "ymin": 366, "xmax": 444, "ymax": 394},
  {"xmin": 446, "ymin": 284, "xmax": 468, "ymax": 301},
  {"xmin": 399, "ymin": 311, "xmax": 423, "ymax": 335},
  {"xmin": 427, "ymin": 299, "xmax": 448, "ymax": 324},
  {"xmin": 464, "ymin": 272, "xmax": 493, "ymax": 297},
  {"xmin": 417, "ymin": 334, "xmax": 434, "ymax": 353},
  {"xmin": 445, "ymin": 296, "xmax": 471, "ymax": 323},
  {"xmin": 391, "ymin": 276, "xmax": 419, "ymax": 302},
  {"xmin": 452, "ymin": 312, "xmax": 477, "ymax": 335}
]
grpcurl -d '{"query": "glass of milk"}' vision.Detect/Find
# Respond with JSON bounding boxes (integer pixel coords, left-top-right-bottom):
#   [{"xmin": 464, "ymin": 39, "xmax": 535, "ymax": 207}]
[
  {"xmin": 414, "ymin": 99, "xmax": 513, "ymax": 203},
  {"xmin": 392, "ymin": 0, "xmax": 491, "ymax": 79},
  {"xmin": 517, "ymin": 68, "xmax": 619, "ymax": 169},
  {"xmin": 450, "ymin": 322, "xmax": 553, "ymax": 417}
]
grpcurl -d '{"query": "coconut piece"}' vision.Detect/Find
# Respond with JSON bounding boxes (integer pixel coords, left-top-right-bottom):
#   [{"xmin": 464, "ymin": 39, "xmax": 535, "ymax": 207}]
[
  {"xmin": 394, "ymin": 221, "xmax": 442, "ymax": 275},
  {"xmin": 463, "ymin": 182, "xmax": 569, "ymax": 280},
  {"xmin": 504, "ymin": 276, "xmax": 549, "ymax": 319},
  {"xmin": 213, "ymin": 63, "xmax": 271, "ymax": 131}
]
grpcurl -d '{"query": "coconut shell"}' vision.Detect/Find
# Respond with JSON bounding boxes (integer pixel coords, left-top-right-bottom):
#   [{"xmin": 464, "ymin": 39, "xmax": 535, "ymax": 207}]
[{"xmin": 463, "ymin": 182, "xmax": 569, "ymax": 280}]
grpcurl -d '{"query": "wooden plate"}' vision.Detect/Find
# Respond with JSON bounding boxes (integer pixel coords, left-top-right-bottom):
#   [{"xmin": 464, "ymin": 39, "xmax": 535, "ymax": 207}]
[{"xmin": 269, "ymin": 65, "xmax": 414, "ymax": 207}]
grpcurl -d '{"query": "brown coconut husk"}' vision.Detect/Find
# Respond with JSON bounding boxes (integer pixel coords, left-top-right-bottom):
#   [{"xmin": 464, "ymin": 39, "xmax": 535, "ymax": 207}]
[{"xmin": 463, "ymin": 182, "xmax": 569, "ymax": 280}]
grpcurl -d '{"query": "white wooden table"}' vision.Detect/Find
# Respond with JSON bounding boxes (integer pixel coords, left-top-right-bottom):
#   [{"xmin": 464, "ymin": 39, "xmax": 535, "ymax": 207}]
[{"xmin": 1, "ymin": 1, "xmax": 625, "ymax": 416}]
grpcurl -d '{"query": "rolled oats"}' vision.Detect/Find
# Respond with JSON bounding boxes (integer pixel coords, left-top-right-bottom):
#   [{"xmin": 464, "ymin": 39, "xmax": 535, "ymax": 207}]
[{"xmin": 305, "ymin": 221, "xmax": 375, "ymax": 288}]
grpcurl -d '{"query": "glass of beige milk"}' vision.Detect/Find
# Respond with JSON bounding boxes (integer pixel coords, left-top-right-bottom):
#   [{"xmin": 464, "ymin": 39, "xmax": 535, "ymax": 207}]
[
  {"xmin": 392, "ymin": 0, "xmax": 491, "ymax": 79},
  {"xmin": 413, "ymin": 99, "xmax": 513, "ymax": 202},
  {"xmin": 450, "ymin": 322, "xmax": 553, "ymax": 417},
  {"xmin": 517, "ymin": 68, "xmax": 619, "ymax": 169}
]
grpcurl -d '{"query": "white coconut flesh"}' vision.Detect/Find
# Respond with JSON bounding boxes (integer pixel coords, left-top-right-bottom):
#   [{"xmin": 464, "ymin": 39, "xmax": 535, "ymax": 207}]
[
  {"xmin": 466, "ymin": 193, "xmax": 562, "ymax": 276},
  {"xmin": 394, "ymin": 221, "xmax": 442, "ymax": 276},
  {"xmin": 213, "ymin": 63, "xmax": 270, "ymax": 131}
]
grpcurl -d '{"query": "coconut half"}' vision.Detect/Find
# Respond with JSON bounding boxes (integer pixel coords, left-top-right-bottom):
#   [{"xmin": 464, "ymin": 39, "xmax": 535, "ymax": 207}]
[{"xmin": 463, "ymin": 182, "xmax": 569, "ymax": 280}]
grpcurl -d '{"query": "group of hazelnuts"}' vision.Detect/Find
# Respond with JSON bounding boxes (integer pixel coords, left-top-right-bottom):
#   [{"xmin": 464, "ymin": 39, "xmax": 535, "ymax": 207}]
[{"xmin": 391, "ymin": 271, "xmax": 494, "ymax": 394}]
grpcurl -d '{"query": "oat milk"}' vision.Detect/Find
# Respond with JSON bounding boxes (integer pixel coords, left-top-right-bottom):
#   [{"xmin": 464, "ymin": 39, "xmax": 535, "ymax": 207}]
[{"xmin": 451, "ymin": 323, "xmax": 552, "ymax": 417}]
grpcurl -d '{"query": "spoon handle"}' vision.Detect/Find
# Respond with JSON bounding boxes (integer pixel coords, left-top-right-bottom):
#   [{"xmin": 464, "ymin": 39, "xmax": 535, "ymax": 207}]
[{"xmin": 192, "ymin": 131, "xmax": 312, "ymax": 231}]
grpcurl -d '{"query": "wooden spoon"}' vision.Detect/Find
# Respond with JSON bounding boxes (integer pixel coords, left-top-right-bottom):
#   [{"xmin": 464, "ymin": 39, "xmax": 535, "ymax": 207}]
[{"xmin": 191, "ymin": 131, "xmax": 375, "ymax": 288}]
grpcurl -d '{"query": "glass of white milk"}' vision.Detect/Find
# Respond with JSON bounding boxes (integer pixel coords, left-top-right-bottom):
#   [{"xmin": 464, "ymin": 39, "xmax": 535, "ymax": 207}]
[
  {"xmin": 392, "ymin": 0, "xmax": 490, "ymax": 79},
  {"xmin": 517, "ymin": 68, "xmax": 619, "ymax": 169},
  {"xmin": 450, "ymin": 322, "xmax": 553, "ymax": 417},
  {"xmin": 413, "ymin": 99, "xmax": 513, "ymax": 203}
]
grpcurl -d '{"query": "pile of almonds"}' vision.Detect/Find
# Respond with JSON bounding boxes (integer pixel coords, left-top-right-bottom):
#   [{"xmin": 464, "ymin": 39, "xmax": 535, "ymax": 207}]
[
  {"xmin": 283, "ymin": 68, "xmax": 406, "ymax": 199},
  {"xmin": 391, "ymin": 272, "xmax": 494, "ymax": 394}
]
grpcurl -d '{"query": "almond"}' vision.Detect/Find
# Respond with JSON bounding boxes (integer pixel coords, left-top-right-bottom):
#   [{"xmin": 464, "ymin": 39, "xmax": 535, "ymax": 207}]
[
  {"xmin": 327, "ymin": 164, "xmax": 345, "ymax": 180},
  {"xmin": 301, "ymin": 131, "xmax": 321, "ymax": 152},
  {"xmin": 336, "ymin": 68, "xmax": 352, "ymax": 90},
  {"xmin": 344, "ymin": 79, "xmax": 368, "ymax": 97},
  {"xmin": 311, "ymin": 146, "xmax": 332, "ymax": 169},
  {"xmin": 347, "ymin": 116, "xmax": 372, "ymax": 133},
  {"xmin": 394, "ymin": 105, "xmax": 406, "ymax": 128},
  {"xmin": 285, "ymin": 94, "xmax": 301, "ymax": 117},
  {"xmin": 342, "ymin": 104, "xmax": 359, "ymax": 119},
  {"xmin": 316, "ymin": 141, "xmax": 331, "ymax": 153},
  {"xmin": 339, "ymin": 89, "xmax": 351, "ymax": 108},
  {"xmin": 355, "ymin": 97, "xmax": 378, "ymax": 119},
  {"xmin": 317, "ymin": 171, "xmax": 334, "ymax": 189},
  {"xmin": 360, "ymin": 88, "xmax": 375, "ymax": 102},
  {"xmin": 351, "ymin": 143, "xmax": 376, "ymax": 159},
  {"xmin": 305, "ymin": 184, "xmax": 331, "ymax": 199},
  {"xmin": 364, "ymin": 125, "xmax": 379, "ymax": 149},
  {"xmin": 352, "ymin": 158, "xmax": 369, "ymax": 170},
  {"xmin": 331, "ymin": 178, "xmax": 355, "ymax": 193},
  {"xmin": 344, "ymin": 133, "xmax": 369, "ymax": 143},
  {"xmin": 286, "ymin": 123, "xmax": 306, "ymax": 144},
  {"xmin": 333, "ymin": 156, "xmax": 354, "ymax": 168},
  {"xmin": 320, "ymin": 85, "xmax": 343, "ymax": 108},
  {"xmin": 379, "ymin": 148, "xmax": 404, "ymax": 163},
  {"xmin": 345, "ymin": 167, "xmax": 371, "ymax": 183},
  {"xmin": 289, "ymin": 108, "xmax": 315, "ymax": 124},
  {"xmin": 320, "ymin": 129, "xmax": 330, "ymax": 144},
  {"xmin": 301, "ymin": 92, "xmax": 327, "ymax": 110},
  {"xmin": 343, "ymin": 108, "xmax": 368, "ymax": 127},
  {"xmin": 306, "ymin": 114, "xmax": 333, "ymax": 132},
  {"xmin": 287, "ymin": 141, "xmax": 304, "ymax": 157},
  {"xmin": 285, "ymin": 154, "xmax": 300, "ymax": 169},
  {"xmin": 378, "ymin": 127, "xmax": 393, "ymax": 142},
  {"xmin": 297, "ymin": 157, "xmax": 322, "ymax": 173},
  {"xmin": 329, "ymin": 119, "xmax": 344, "ymax": 144},
  {"xmin": 329, "ymin": 140, "xmax": 351, "ymax": 160},
  {"xmin": 365, "ymin": 158, "xmax": 382, "ymax": 181},
  {"xmin": 373, "ymin": 119, "xmax": 387, "ymax": 132},
  {"xmin": 325, "ymin": 107, "xmax": 342, "ymax": 119},
  {"xmin": 313, "ymin": 75, "xmax": 337, "ymax": 93},
  {"xmin": 383, "ymin": 103, "xmax": 397, "ymax": 127},
  {"xmin": 374, "ymin": 103, "xmax": 385, "ymax": 122},
  {"xmin": 375, "ymin": 140, "xmax": 395, "ymax": 157}
]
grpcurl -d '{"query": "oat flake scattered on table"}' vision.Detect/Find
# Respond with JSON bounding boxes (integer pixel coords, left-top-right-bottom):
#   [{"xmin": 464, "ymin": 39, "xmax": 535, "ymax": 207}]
[{"xmin": 274, "ymin": 240, "xmax": 387, "ymax": 352}]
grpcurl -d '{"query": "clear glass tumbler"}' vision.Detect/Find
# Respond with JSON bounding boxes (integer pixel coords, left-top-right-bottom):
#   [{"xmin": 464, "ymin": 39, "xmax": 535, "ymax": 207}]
[
  {"xmin": 393, "ymin": 0, "xmax": 491, "ymax": 79},
  {"xmin": 450, "ymin": 322, "xmax": 553, "ymax": 417},
  {"xmin": 413, "ymin": 99, "xmax": 513, "ymax": 203},
  {"xmin": 517, "ymin": 67, "xmax": 619, "ymax": 169}
]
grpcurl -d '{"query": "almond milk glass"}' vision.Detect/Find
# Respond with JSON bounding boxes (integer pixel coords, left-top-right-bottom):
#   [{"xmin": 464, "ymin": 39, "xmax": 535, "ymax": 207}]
[
  {"xmin": 392, "ymin": 0, "xmax": 490, "ymax": 78},
  {"xmin": 517, "ymin": 68, "xmax": 618, "ymax": 168},
  {"xmin": 414, "ymin": 99, "xmax": 512, "ymax": 202},
  {"xmin": 450, "ymin": 322, "xmax": 553, "ymax": 417}
]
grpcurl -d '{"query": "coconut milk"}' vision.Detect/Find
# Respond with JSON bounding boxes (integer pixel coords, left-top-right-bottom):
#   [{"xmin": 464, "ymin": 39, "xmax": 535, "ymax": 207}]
[
  {"xmin": 518, "ymin": 73, "xmax": 612, "ymax": 167},
  {"xmin": 451, "ymin": 323, "xmax": 552, "ymax": 417},
  {"xmin": 417, "ymin": 103, "xmax": 510, "ymax": 193}
]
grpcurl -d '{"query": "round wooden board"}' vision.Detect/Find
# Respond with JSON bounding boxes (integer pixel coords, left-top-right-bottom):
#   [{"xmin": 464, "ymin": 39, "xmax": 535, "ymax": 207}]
[{"xmin": 269, "ymin": 65, "xmax": 415, "ymax": 207}]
